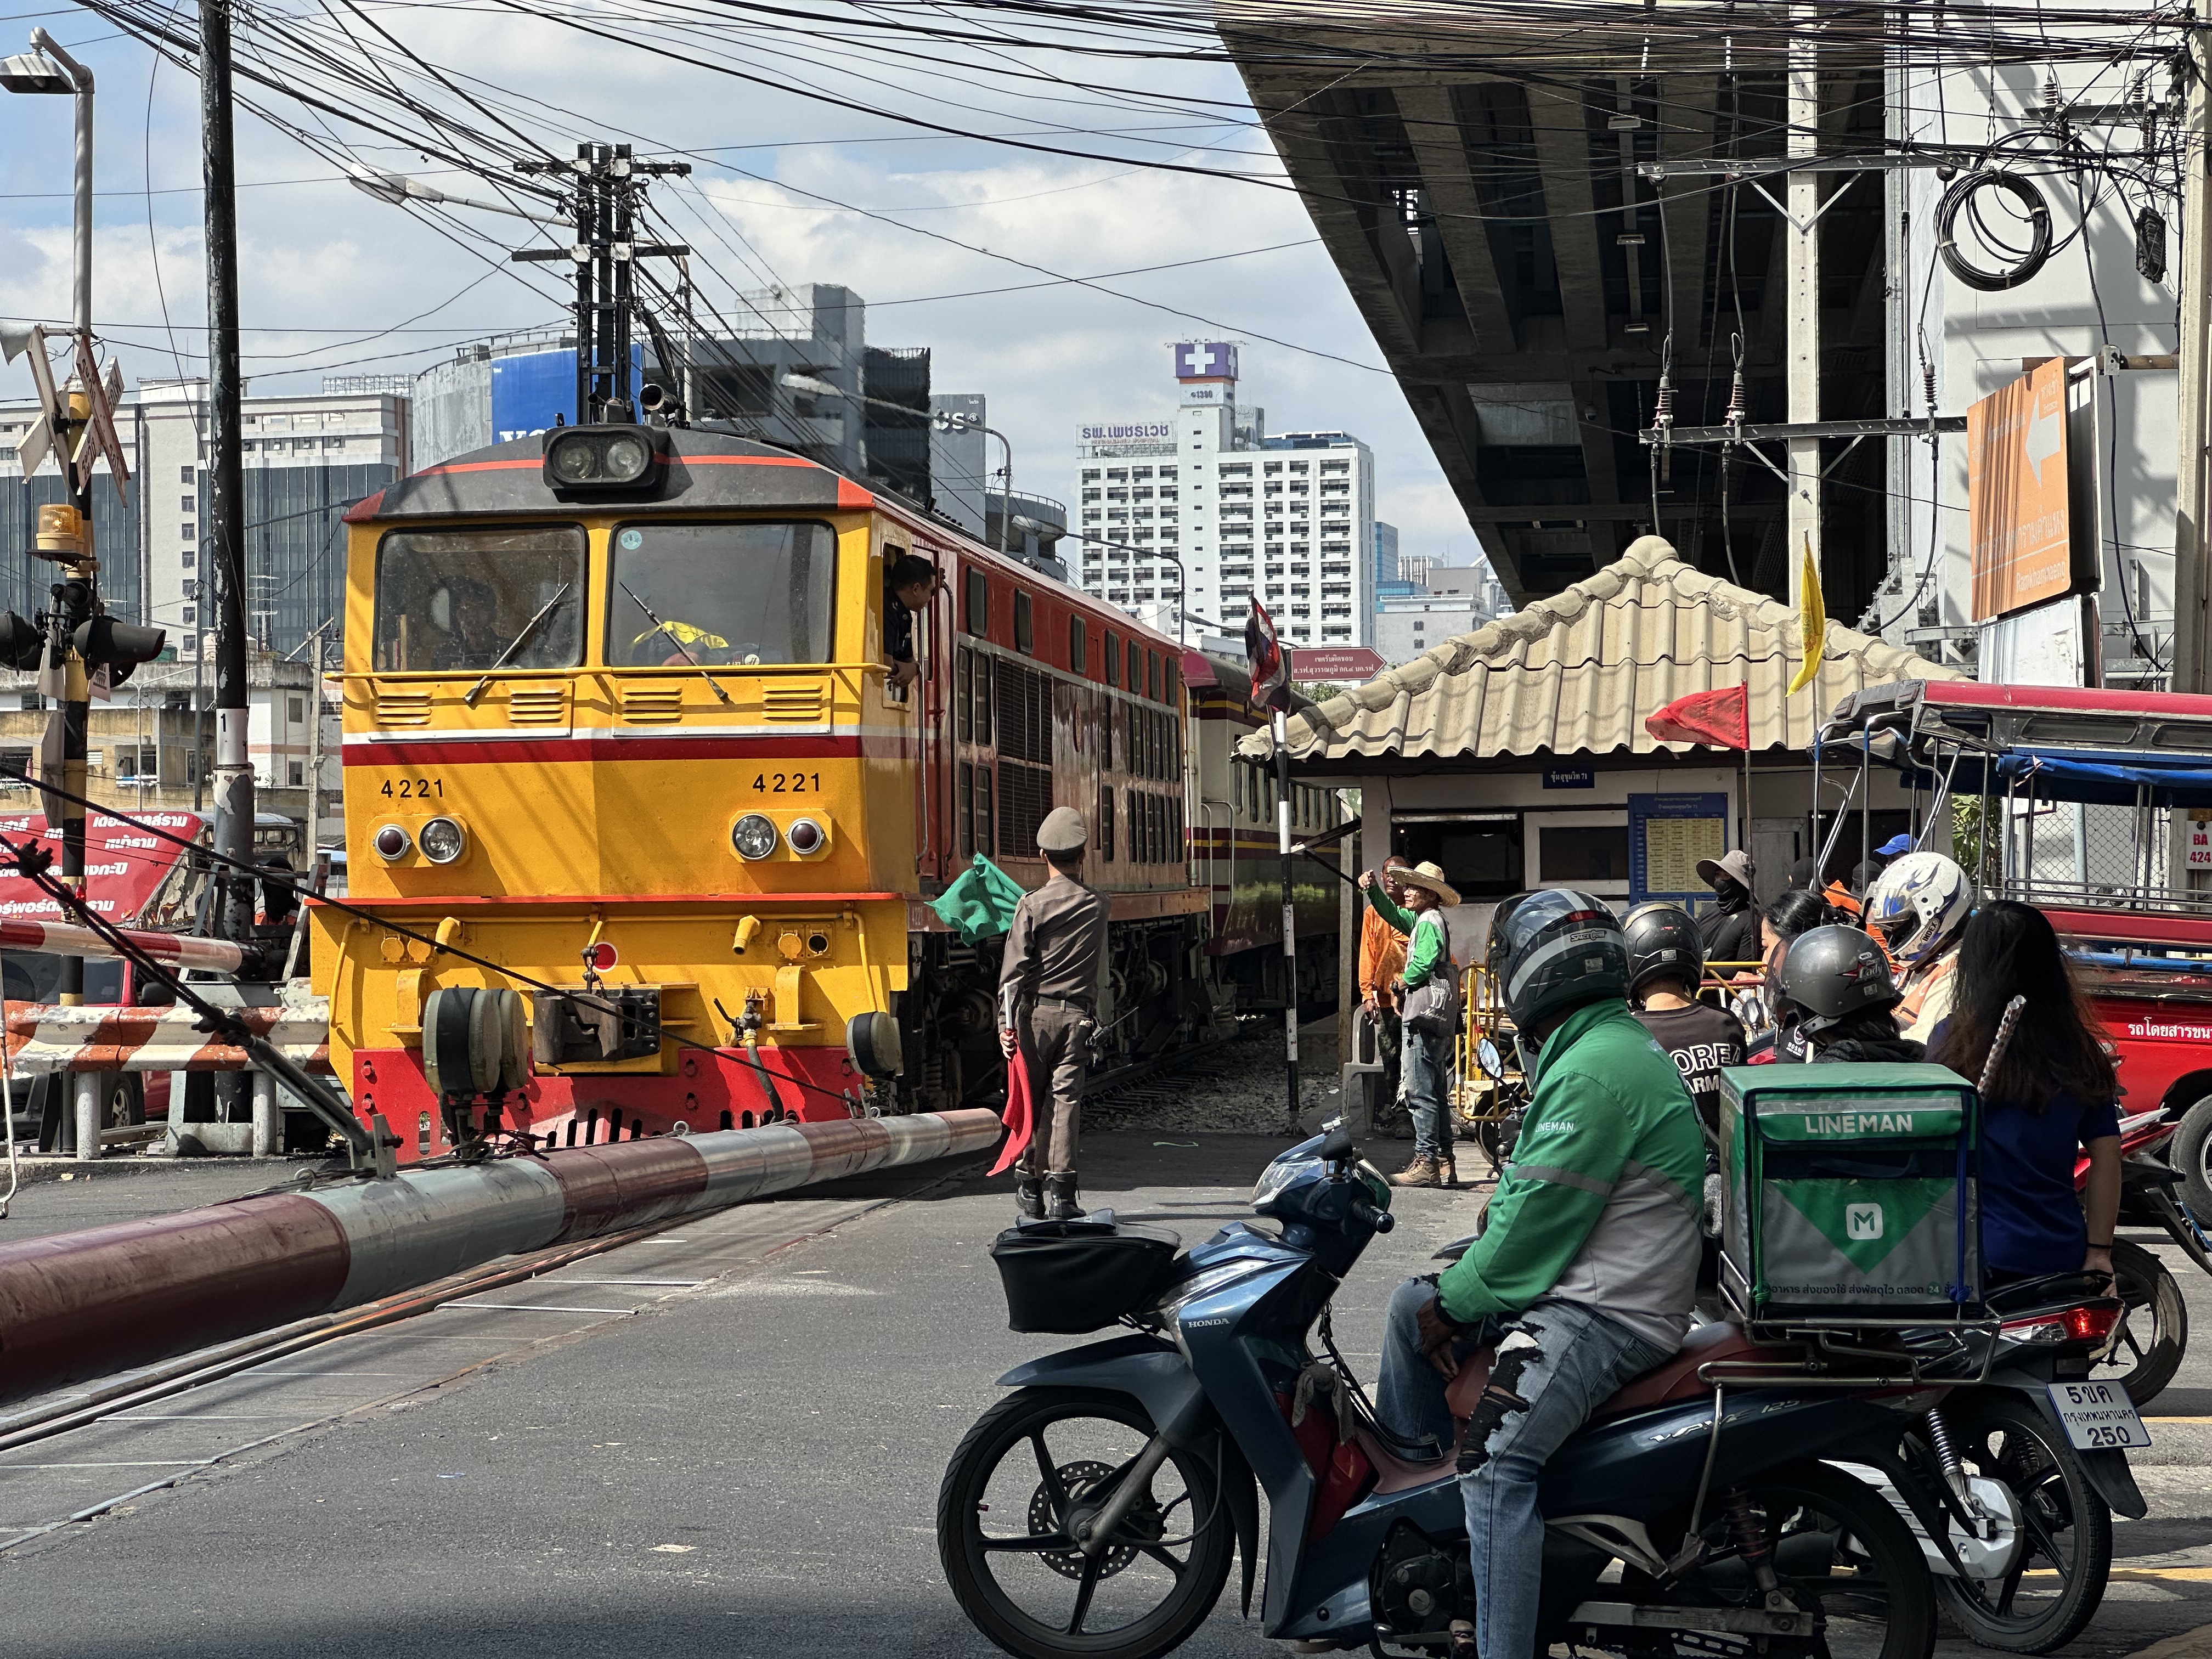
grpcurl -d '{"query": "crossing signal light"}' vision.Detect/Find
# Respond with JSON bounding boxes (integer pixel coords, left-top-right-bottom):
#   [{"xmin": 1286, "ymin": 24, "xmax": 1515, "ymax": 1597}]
[
  {"xmin": 71, "ymin": 615, "xmax": 165, "ymax": 687},
  {"xmin": 0, "ymin": 613, "xmax": 44, "ymax": 672}
]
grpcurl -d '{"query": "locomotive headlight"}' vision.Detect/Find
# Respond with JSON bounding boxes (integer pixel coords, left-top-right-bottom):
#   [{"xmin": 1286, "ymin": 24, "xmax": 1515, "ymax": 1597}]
[
  {"xmin": 419, "ymin": 816, "xmax": 468, "ymax": 865},
  {"xmin": 541, "ymin": 425, "xmax": 662, "ymax": 492},
  {"xmin": 732, "ymin": 813, "xmax": 779, "ymax": 861},
  {"xmin": 373, "ymin": 823, "xmax": 412, "ymax": 862},
  {"xmin": 787, "ymin": 817, "xmax": 827, "ymax": 856}
]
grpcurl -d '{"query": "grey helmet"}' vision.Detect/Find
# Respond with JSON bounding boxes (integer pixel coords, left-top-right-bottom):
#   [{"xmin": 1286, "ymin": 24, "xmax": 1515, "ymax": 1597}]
[
  {"xmin": 1773, "ymin": 924, "xmax": 1901, "ymax": 1034},
  {"xmin": 1488, "ymin": 889, "xmax": 1630, "ymax": 1031},
  {"xmin": 1623, "ymin": 902, "xmax": 1704, "ymax": 1000}
]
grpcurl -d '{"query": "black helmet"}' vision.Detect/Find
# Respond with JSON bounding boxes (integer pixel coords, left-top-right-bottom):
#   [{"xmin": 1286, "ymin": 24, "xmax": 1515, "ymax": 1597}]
[
  {"xmin": 1773, "ymin": 924, "xmax": 1900, "ymax": 1034},
  {"xmin": 1623, "ymin": 902, "xmax": 1703, "ymax": 998},
  {"xmin": 1488, "ymin": 889, "xmax": 1630, "ymax": 1031}
]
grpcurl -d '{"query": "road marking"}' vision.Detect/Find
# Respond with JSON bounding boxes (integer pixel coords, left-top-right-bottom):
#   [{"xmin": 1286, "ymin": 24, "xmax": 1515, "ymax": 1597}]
[{"xmin": 437, "ymin": 1303, "xmax": 637, "ymax": 1316}]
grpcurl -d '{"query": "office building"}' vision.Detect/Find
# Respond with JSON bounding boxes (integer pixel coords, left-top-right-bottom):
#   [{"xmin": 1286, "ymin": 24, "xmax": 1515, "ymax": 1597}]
[
  {"xmin": 0, "ymin": 379, "xmax": 407, "ymax": 663},
  {"xmin": 1073, "ymin": 346, "xmax": 1378, "ymax": 648}
]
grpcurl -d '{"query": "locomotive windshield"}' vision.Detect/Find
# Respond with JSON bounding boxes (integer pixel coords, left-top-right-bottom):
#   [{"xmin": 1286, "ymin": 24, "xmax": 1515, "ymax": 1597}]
[
  {"xmin": 373, "ymin": 526, "xmax": 586, "ymax": 673},
  {"xmin": 605, "ymin": 521, "xmax": 836, "ymax": 667}
]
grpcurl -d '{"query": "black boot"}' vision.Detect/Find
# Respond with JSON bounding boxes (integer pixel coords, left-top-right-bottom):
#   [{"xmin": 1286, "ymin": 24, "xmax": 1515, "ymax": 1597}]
[
  {"xmin": 1014, "ymin": 1177, "xmax": 1045, "ymax": 1221},
  {"xmin": 1043, "ymin": 1171, "xmax": 1085, "ymax": 1222}
]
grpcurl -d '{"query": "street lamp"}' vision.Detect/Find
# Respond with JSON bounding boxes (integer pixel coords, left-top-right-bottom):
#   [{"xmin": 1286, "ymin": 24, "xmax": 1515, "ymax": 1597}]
[
  {"xmin": 3, "ymin": 31, "xmax": 94, "ymax": 341},
  {"xmin": 345, "ymin": 163, "xmax": 563, "ymax": 223},
  {"xmin": 928, "ymin": 403, "xmax": 1013, "ymax": 556},
  {"xmin": 782, "ymin": 375, "xmax": 1015, "ymax": 556},
  {"xmin": 1042, "ymin": 524, "xmax": 1191, "ymax": 646}
]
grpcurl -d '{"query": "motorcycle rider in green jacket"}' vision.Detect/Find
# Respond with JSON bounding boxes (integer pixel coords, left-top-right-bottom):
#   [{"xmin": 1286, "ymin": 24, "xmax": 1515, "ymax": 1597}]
[{"xmin": 1374, "ymin": 888, "xmax": 1708, "ymax": 1659}]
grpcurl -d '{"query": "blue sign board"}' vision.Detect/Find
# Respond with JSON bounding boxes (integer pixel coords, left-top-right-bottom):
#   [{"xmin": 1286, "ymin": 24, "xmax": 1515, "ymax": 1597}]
[
  {"xmin": 489, "ymin": 346, "xmax": 644, "ymax": 443},
  {"xmin": 1543, "ymin": 766, "xmax": 1594, "ymax": 789},
  {"xmin": 1628, "ymin": 792, "xmax": 1730, "ymax": 905}
]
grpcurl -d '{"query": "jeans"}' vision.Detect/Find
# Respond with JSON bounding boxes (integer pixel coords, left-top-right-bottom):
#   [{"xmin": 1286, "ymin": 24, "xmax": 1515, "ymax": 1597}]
[
  {"xmin": 1401, "ymin": 1025, "xmax": 1452, "ymax": 1158},
  {"xmin": 1375, "ymin": 1279, "xmax": 1669, "ymax": 1659}
]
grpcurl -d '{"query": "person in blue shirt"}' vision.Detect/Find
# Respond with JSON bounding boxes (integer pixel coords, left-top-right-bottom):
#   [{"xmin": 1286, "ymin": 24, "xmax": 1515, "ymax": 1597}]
[{"xmin": 1925, "ymin": 901, "xmax": 2120, "ymax": 1284}]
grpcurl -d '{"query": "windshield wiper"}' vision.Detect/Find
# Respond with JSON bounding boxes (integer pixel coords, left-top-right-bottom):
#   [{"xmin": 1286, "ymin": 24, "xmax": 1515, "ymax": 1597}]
[
  {"xmin": 464, "ymin": 582, "xmax": 573, "ymax": 707},
  {"xmin": 620, "ymin": 583, "xmax": 734, "ymax": 706}
]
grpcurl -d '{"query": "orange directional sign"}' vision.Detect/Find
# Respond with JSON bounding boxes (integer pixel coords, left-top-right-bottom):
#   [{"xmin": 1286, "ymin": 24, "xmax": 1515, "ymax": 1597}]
[{"xmin": 1968, "ymin": 358, "xmax": 2072, "ymax": 623}]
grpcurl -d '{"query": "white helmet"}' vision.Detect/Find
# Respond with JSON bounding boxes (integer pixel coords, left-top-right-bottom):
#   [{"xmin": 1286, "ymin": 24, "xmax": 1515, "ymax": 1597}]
[{"xmin": 1863, "ymin": 850, "xmax": 1971, "ymax": 968}]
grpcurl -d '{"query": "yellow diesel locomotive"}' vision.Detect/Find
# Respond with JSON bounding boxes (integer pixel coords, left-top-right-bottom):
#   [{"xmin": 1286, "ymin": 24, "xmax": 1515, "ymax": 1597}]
[{"xmin": 313, "ymin": 424, "xmax": 1336, "ymax": 1160}]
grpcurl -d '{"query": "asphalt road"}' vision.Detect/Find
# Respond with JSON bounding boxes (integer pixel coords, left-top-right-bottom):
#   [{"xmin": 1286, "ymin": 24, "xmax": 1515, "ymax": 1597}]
[{"xmin": 2, "ymin": 1136, "xmax": 2211, "ymax": 1657}]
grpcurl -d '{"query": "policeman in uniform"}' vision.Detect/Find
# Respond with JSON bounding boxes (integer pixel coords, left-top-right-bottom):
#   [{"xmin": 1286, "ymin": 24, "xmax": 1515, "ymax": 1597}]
[{"xmin": 998, "ymin": 806, "xmax": 1110, "ymax": 1221}]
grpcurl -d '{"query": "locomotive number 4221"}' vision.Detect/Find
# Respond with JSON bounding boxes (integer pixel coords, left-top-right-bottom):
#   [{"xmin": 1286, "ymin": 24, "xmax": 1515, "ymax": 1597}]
[{"xmin": 752, "ymin": 773, "xmax": 822, "ymax": 793}]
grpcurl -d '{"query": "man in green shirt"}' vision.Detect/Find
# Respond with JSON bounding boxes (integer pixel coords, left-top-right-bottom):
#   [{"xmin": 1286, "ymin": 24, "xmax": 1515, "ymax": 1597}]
[
  {"xmin": 1361, "ymin": 860, "xmax": 1460, "ymax": 1188},
  {"xmin": 1373, "ymin": 888, "xmax": 1706, "ymax": 1659}
]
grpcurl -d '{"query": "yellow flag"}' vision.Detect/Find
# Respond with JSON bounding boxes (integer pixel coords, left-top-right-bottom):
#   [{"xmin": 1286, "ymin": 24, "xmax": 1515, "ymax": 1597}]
[{"xmin": 1786, "ymin": 534, "xmax": 1825, "ymax": 697}]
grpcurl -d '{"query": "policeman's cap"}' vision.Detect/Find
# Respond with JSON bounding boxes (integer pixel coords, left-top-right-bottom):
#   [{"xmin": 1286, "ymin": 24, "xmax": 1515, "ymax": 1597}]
[{"xmin": 1037, "ymin": 807, "xmax": 1088, "ymax": 854}]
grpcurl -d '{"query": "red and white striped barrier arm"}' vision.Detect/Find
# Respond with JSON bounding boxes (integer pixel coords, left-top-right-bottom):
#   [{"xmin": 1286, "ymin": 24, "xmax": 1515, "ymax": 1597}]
[
  {"xmin": 0, "ymin": 1108, "xmax": 1003, "ymax": 1404},
  {"xmin": 4, "ymin": 994, "xmax": 334, "ymax": 1074},
  {"xmin": 0, "ymin": 917, "xmax": 251, "ymax": 973}
]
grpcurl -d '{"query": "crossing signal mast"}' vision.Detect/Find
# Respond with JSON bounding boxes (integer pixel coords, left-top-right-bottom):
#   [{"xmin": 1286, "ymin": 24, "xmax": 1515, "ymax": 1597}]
[{"xmin": 511, "ymin": 143, "xmax": 691, "ymax": 427}]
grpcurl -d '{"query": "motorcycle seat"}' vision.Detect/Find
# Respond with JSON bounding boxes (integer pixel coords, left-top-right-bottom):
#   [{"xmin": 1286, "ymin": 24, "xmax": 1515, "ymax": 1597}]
[
  {"xmin": 1441, "ymin": 1319, "xmax": 1764, "ymax": 1427},
  {"xmin": 1590, "ymin": 1319, "xmax": 1759, "ymax": 1419}
]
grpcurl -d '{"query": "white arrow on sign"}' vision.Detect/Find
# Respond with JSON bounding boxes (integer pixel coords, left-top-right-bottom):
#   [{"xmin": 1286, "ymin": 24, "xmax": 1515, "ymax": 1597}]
[{"xmin": 2023, "ymin": 394, "xmax": 2064, "ymax": 482}]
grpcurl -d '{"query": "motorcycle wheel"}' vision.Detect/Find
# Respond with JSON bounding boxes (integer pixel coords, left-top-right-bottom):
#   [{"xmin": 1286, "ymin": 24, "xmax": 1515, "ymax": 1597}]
[
  {"xmin": 1932, "ymin": 1393, "xmax": 2112, "ymax": 1654},
  {"xmin": 937, "ymin": 1385, "xmax": 1236, "ymax": 1659},
  {"xmin": 2095, "ymin": 1239, "xmax": 2187, "ymax": 1407},
  {"xmin": 2171, "ymin": 1096, "xmax": 2212, "ymax": 1222},
  {"xmin": 1622, "ymin": 1461, "xmax": 1935, "ymax": 1659}
]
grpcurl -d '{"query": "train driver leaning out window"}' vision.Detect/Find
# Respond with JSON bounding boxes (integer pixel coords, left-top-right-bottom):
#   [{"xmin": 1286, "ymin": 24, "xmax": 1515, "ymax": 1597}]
[{"xmin": 884, "ymin": 553, "xmax": 942, "ymax": 694}]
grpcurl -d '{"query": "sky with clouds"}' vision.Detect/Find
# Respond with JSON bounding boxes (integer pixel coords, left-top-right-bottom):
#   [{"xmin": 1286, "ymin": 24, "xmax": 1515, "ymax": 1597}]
[{"xmin": 0, "ymin": 1, "xmax": 1479, "ymax": 562}]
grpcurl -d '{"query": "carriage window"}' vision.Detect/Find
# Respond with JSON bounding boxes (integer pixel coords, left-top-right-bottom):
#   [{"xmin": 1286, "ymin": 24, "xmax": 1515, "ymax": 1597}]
[
  {"xmin": 605, "ymin": 521, "xmax": 835, "ymax": 667},
  {"xmin": 374, "ymin": 525, "xmax": 585, "ymax": 673}
]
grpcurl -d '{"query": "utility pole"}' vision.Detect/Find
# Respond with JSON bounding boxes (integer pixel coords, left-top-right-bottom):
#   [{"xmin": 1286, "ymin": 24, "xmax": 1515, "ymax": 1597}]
[
  {"xmin": 201, "ymin": 0, "xmax": 252, "ymax": 941},
  {"xmin": 2173, "ymin": 25, "xmax": 2212, "ymax": 695},
  {"xmin": 1785, "ymin": 3, "xmax": 1820, "ymax": 605},
  {"xmin": 514, "ymin": 144, "xmax": 689, "ymax": 424}
]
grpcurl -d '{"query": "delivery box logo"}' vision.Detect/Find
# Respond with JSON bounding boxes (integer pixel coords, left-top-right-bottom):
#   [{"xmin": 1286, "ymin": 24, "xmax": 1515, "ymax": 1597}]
[{"xmin": 1846, "ymin": 1203, "xmax": 1883, "ymax": 1242}]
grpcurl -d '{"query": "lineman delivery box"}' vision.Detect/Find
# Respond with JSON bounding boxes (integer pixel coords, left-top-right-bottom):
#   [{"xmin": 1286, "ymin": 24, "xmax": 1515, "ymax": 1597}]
[{"xmin": 1719, "ymin": 1063, "xmax": 1980, "ymax": 1323}]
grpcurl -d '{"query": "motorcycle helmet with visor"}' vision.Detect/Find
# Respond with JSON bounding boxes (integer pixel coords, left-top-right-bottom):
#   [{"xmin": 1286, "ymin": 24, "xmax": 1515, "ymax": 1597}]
[
  {"xmin": 1861, "ymin": 850, "xmax": 1971, "ymax": 968},
  {"xmin": 1488, "ymin": 889, "xmax": 1630, "ymax": 1044}
]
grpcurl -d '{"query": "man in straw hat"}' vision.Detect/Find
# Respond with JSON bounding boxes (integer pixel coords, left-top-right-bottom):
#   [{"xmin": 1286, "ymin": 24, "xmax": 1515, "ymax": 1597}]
[
  {"xmin": 1361, "ymin": 860, "xmax": 1464, "ymax": 1188},
  {"xmin": 998, "ymin": 806, "xmax": 1110, "ymax": 1221}
]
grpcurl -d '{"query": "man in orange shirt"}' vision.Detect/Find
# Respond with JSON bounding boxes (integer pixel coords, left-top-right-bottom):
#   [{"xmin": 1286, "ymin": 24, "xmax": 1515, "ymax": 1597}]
[{"xmin": 1359, "ymin": 855, "xmax": 1413, "ymax": 1127}]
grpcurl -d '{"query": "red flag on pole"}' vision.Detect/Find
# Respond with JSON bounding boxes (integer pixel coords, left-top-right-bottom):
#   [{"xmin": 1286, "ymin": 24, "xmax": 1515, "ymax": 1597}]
[
  {"xmin": 1645, "ymin": 685, "xmax": 1751, "ymax": 751},
  {"xmin": 989, "ymin": 1045, "xmax": 1035, "ymax": 1177},
  {"xmin": 1244, "ymin": 599, "xmax": 1291, "ymax": 714}
]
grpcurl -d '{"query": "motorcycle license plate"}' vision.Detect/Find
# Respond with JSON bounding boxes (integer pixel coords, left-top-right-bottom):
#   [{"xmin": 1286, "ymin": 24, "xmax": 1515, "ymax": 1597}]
[{"xmin": 2045, "ymin": 1380, "xmax": 2152, "ymax": 1450}]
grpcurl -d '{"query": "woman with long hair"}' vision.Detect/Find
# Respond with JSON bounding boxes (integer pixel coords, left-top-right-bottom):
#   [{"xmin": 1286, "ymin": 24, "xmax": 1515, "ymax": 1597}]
[{"xmin": 1927, "ymin": 901, "xmax": 2120, "ymax": 1284}]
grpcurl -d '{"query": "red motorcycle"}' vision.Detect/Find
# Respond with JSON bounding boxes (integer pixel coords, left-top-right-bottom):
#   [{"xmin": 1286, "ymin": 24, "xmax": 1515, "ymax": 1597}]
[{"xmin": 2074, "ymin": 1106, "xmax": 2197, "ymax": 1404}]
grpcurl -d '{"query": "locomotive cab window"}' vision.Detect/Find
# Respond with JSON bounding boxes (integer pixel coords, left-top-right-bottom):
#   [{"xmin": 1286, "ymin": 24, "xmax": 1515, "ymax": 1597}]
[
  {"xmin": 374, "ymin": 525, "xmax": 586, "ymax": 673},
  {"xmin": 605, "ymin": 521, "xmax": 835, "ymax": 667}
]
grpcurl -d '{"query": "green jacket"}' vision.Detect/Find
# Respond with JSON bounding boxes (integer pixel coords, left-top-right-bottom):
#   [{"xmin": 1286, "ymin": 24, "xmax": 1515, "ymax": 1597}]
[
  {"xmin": 1437, "ymin": 998, "xmax": 1706, "ymax": 1351},
  {"xmin": 1362, "ymin": 879, "xmax": 1444, "ymax": 989}
]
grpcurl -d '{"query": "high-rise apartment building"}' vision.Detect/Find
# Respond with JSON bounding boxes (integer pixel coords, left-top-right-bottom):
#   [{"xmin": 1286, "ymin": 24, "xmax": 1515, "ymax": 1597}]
[{"xmin": 1072, "ymin": 346, "xmax": 1376, "ymax": 648}]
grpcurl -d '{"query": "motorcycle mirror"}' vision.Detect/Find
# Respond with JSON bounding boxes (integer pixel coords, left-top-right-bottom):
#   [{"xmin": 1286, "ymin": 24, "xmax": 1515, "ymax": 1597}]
[
  {"xmin": 1318, "ymin": 1125, "xmax": 1356, "ymax": 1163},
  {"xmin": 1476, "ymin": 1037, "xmax": 1503, "ymax": 1080}
]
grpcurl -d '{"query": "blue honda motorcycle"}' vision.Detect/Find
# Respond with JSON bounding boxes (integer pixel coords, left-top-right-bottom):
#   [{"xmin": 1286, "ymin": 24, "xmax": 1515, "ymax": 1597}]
[{"xmin": 939, "ymin": 1127, "xmax": 1940, "ymax": 1659}]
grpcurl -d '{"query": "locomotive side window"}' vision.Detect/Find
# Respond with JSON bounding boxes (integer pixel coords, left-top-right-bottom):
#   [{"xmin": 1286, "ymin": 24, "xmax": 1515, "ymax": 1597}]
[
  {"xmin": 1104, "ymin": 630, "xmax": 1122, "ymax": 687},
  {"xmin": 965, "ymin": 571, "xmax": 989, "ymax": 636},
  {"xmin": 1068, "ymin": 618, "xmax": 1086, "ymax": 675},
  {"xmin": 1014, "ymin": 591, "xmax": 1034, "ymax": 656},
  {"xmin": 374, "ymin": 525, "xmax": 585, "ymax": 673},
  {"xmin": 605, "ymin": 521, "xmax": 834, "ymax": 667}
]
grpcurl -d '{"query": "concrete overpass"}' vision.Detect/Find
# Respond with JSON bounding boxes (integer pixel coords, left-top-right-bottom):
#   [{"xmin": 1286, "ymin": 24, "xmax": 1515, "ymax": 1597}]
[{"xmin": 1222, "ymin": 12, "xmax": 1892, "ymax": 611}]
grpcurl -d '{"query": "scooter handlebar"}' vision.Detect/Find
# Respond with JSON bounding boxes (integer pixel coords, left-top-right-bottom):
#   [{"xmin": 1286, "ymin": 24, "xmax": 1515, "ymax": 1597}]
[{"xmin": 1351, "ymin": 1199, "xmax": 1395, "ymax": 1234}]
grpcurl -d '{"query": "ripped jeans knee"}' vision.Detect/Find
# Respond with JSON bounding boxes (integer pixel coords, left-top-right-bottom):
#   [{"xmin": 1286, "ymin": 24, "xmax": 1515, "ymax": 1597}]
[{"xmin": 1457, "ymin": 1318, "xmax": 1546, "ymax": 1475}]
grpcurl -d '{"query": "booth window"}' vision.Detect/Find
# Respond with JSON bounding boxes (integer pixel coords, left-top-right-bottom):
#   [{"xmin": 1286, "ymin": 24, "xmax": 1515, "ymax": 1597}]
[{"xmin": 1539, "ymin": 824, "xmax": 1632, "ymax": 884}]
